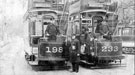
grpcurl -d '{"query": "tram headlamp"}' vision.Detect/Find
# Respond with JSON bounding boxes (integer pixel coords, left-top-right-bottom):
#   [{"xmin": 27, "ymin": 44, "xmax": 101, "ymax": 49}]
[{"xmin": 32, "ymin": 47, "xmax": 38, "ymax": 54}]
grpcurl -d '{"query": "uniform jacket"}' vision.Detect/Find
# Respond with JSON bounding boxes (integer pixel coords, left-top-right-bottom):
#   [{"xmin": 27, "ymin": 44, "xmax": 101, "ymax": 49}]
[
  {"xmin": 70, "ymin": 38, "xmax": 80, "ymax": 63},
  {"xmin": 99, "ymin": 25, "xmax": 109, "ymax": 35}
]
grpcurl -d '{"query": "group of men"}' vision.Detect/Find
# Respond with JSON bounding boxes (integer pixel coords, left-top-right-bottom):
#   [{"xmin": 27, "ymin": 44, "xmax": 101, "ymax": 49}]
[
  {"xmin": 45, "ymin": 18, "xmax": 111, "ymax": 73},
  {"xmin": 69, "ymin": 20, "xmax": 112, "ymax": 73}
]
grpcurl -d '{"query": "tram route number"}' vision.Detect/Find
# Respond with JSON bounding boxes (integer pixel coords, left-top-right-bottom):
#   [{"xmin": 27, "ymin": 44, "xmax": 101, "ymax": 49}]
[
  {"xmin": 101, "ymin": 46, "xmax": 119, "ymax": 52},
  {"xmin": 45, "ymin": 47, "xmax": 63, "ymax": 53}
]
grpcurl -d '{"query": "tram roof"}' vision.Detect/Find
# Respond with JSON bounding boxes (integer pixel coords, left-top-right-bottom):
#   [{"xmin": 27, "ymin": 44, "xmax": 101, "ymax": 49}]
[
  {"xmin": 24, "ymin": 8, "xmax": 68, "ymax": 20},
  {"xmin": 28, "ymin": 8, "xmax": 68, "ymax": 14},
  {"xmin": 80, "ymin": 9, "xmax": 116, "ymax": 14}
]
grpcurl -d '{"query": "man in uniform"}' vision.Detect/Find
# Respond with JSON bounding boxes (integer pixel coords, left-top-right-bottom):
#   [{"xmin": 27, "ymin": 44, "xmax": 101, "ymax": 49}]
[
  {"xmin": 98, "ymin": 20, "xmax": 112, "ymax": 40},
  {"xmin": 99, "ymin": 20, "xmax": 109, "ymax": 35},
  {"xmin": 45, "ymin": 18, "xmax": 60, "ymax": 41},
  {"xmin": 70, "ymin": 35, "xmax": 80, "ymax": 73}
]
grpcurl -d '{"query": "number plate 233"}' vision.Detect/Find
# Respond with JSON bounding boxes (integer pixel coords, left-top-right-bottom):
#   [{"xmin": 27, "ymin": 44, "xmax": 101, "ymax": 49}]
[{"xmin": 101, "ymin": 46, "xmax": 119, "ymax": 52}]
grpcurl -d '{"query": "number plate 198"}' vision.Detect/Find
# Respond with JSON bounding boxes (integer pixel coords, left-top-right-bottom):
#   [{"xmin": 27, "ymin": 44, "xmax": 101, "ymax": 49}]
[{"xmin": 46, "ymin": 47, "xmax": 63, "ymax": 53}]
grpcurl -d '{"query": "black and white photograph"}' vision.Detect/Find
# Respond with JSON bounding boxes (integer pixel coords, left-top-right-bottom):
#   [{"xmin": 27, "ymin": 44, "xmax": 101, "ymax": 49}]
[{"xmin": 0, "ymin": 0, "xmax": 134, "ymax": 75}]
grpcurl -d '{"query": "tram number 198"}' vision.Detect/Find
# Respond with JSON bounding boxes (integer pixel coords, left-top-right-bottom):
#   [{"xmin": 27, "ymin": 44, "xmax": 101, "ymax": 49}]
[
  {"xmin": 46, "ymin": 47, "xmax": 63, "ymax": 53},
  {"xmin": 102, "ymin": 46, "xmax": 118, "ymax": 52}
]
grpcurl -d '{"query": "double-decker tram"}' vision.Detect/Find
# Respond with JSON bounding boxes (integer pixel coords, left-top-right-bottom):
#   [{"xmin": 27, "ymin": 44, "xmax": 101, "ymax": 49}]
[
  {"xmin": 24, "ymin": 0, "xmax": 70, "ymax": 67},
  {"xmin": 66, "ymin": 0, "xmax": 125, "ymax": 65},
  {"xmin": 115, "ymin": 25, "xmax": 135, "ymax": 54}
]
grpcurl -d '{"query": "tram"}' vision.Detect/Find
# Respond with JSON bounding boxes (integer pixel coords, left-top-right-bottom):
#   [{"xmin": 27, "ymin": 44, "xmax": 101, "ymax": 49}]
[
  {"xmin": 115, "ymin": 24, "xmax": 135, "ymax": 54},
  {"xmin": 66, "ymin": 0, "xmax": 124, "ymax": 65},
  {"xmin": 24, "ymin": 0, "xmax": 70, "ymax": 66}
]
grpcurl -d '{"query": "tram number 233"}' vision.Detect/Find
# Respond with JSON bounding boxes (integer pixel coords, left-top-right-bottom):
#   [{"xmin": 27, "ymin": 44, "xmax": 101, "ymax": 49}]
[
  {"xmin": 46, "ymin": 47, "xmax": 63, "ymax": 53},
  {"xmin": 101, "ymin": 46, "xmax": 119, "ymax": 52}
]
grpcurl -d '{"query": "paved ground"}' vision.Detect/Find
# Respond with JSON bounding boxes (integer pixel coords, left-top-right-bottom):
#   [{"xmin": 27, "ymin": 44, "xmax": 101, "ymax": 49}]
[{"xmin": 0, "ymin": 36, "xmax": 134, "ymax": 75}]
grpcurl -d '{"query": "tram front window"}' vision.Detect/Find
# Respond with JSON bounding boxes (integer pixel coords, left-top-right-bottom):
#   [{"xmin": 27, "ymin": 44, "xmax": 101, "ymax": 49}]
[
  {"xmin": 31, "ymin": 21, "xmax": 42, "ymax": 36},
  {"xmin": 30, "ymin": 21, "xmax": 42, "ymax": 45}
]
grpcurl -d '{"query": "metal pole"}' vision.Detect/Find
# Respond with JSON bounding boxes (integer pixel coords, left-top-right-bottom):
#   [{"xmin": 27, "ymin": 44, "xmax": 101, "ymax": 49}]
[{"xmin": 2, "ymin": 0, "xmax": 6, "ymax": 41}]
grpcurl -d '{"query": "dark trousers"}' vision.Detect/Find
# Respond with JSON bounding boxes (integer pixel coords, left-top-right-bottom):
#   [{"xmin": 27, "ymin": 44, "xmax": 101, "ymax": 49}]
[{"xmin": 72, "ymin": 62, "xmax": 79, "ymax": 72}]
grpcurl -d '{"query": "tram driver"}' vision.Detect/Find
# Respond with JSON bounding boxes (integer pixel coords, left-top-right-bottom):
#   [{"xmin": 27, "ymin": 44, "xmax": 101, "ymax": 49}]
[
  {"xmin": 96, "ymin": 20, "xmax": 112, "ymax": 40},
  {"xmin": 45, "ymin": 18, "xmax": 60, "ymax": 41},
  {"xmin": 99, "ymin": 20, "xmax": 109, "ymax": 35}
]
